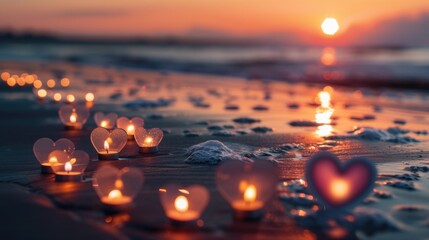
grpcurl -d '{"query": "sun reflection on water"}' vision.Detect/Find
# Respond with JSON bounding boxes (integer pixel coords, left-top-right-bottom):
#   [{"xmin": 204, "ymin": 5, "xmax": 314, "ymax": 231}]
[{"xmin": 315, "ymin": 88, "xmax": 335, "ymax": 137}]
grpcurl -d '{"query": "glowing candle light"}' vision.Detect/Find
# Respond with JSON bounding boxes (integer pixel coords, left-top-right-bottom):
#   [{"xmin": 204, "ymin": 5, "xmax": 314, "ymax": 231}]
[
  {"xmin": 134, "ymin": 127, "xmax": 163, "ymax": 153},
  {"xmin": 175, "ymin": 196, "xmax": 189, "ymax": 213},
  {"xmin": 160, "ymin": 184, "xmax": 209, "ymax": 223},
  {"xmin": 94, "ymin": 112, "xmax": 118, "ymax": 130},
  {"xmin": 85, "ymin": 92, "xmax": 95, "ymax": 102},
  {"xmin": 243, "ymin": 184, "xmax": 257, "ymax": 203},
  {"xmin": 93, "ymin": 166, "xmax": 144, "ymax": 213},
  {"xmin": 33, "ymin": 138, "xmax": 75, "ymax": 174},
  {"xmin": 216, "ymin": 160, "xmax": 277, "ymax": 221},
  {"xmin": 47, "ymin": 79, "xmax": 56, "ymax": 88},
  {"xmin": 104, "ymin": 140, "xmax": 110, "ymax": 154},
  {"xmin": 53, "ymin": 93, "xmax": 62, "ymax": 103},
  {"xmin": 60, "ymin": 78, "xmax": 70, "ymax": 87},
  {"xmin": 59, "ymin": 105, "xmax": 89, "ymax": 130},
  {"xmin": 69, "ymin": 111, "xmax": 77, "ymax": 123},
  {"xmin": 91, "ymin": 128, "xmax": 127, "ymax": 160},
  {"xmin": 127, "ymin": 124, "xmax": 135, "ymax": 135},
  {"xmin": 37, "ymin": 89, "xmax": 48, "ymax": 101},
  {"xmin": 33, "ymin": 79, "xmax": 42, "ymax": 89},
  {"xmin": 51, "ymin": 150, "xmax": 89, "ymax": 182},
  {"xmin": 117, "ymin": 116, "xmax": 144, "ymax": 139},
  {"xmin": 7, "ymin": 77, "xmax": 16, "ymax": 87},
  {"xmin": 66, "ymin": 94, "xmax": 75, "ymax": 103},
  {"xmin": 330, "ymin": 179, "xmax": 349, "ymax": 201},
  {"xmin": 1, "ymin": 72, "xmax": 10, "ymax": 81}
]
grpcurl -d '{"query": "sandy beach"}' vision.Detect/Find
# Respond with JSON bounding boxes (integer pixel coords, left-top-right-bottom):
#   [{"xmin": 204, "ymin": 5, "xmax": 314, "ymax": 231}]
[{"xmin": 1, "ymin": 60, "xmax": 429, "ymax": 239}]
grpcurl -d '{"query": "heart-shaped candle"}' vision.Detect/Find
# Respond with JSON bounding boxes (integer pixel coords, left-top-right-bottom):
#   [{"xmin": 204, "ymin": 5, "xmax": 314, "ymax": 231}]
[
  {"xmin": 305, "ymin": 152, "xmax": 377, "ymax": 210},
  {"xmin": 134, "ymin": 127, "xmax": 163, "ymax": 153},
  {"xmin": 117, "ymin": 116, "xmax": 144, "ymax": 138},
  {"xmin": 94, "ymin": 112, "xmax": 118, "ymax": 129},
  {"xmin": 33, "ymin": 138, "xmax": 75, "ymax": 174},
  {"xmin": 216, "ymin": 160, "xmax": 278, "ymax": 220},
  {"xmin": 159, "ymin": 184, "xmax": 209, "ymax": 223},
  {"xmin": 49, "ymin": 150, "xmax": 90, "ymax": 182},
  {"xmin": 93, "ymin": 165, "xmax": 144, "ymax": 212},
  {"xmin": 58, "ymin": 104, "xmax": 90, "ymax": 130},
  {"xmin": 90, "ymin": 127, "xmax": 127, "ymax": 160}
]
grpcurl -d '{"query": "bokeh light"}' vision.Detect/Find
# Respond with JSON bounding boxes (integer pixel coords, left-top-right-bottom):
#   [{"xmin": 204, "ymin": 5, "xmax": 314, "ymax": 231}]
[
  {"xmin": 7, "ymin": 77, "xmax": 16, "ymax": 87},
  {"xmin": 1, "ymin": 72, "xmax": 10, "ymax": 81},
  {"xmin": 85, "ymin": 92, "xmax": 95, "ymax": 102},
  {"xmin": 61, "ymin": 78, "xmax": 70, "ymax": 87},
  {"xmin": 33, "ymin": 80, "xmax": 43, "ymax": 89},
  {"xmin": 47, "ymin": 79, "xmax": 56, "ymax": 88},
  {"xmin": 53, "ymin": 93, "xmax": 62, "ymax": 102},
  {"xmin": 66, "ymin": 94, "xmax": 75, "ymax": 103}
]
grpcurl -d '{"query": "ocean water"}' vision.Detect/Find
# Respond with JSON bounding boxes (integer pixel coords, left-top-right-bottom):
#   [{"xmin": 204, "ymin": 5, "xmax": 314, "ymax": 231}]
[{"xmin": 1, "ymin": 42, "xmax": 429, "ymax": 88}]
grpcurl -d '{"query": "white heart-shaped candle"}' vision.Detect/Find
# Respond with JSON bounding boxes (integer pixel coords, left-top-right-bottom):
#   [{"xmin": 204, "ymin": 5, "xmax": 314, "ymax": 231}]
[
  {"xmin": 33, "ymin": 138, "xmax": 75, "ymax": 174},
  {"xmin": 90, "ymin": 127, "xmax": 127, "ymax": 160},
  {"xmin": 216, "ymin": 160, "xmax": 278, "ymax": 220},
  {"xmin": 49, "ymin": 150, "xmax": 90, "ymax": 182},
  {"xmin": 94, "ymin": 112, "xmax": 118, "ymax": 129},
  {"xmin": 117, "ymin": 116, "xmax": 144, "ymax": 136},
  {"xmin": 58, "ymin": 104, "xmax": 90, "ymax": 130},
  {"xmin": 93, "ymin": 165, "xmax": 144, "ymax": 212},
  {"xmin": 134, "ymin": 127, "xmax": 163, "ymax": 153},
  {"xmin": 159, "ymin": 184, "xmax": 209, "ymax": 222}
]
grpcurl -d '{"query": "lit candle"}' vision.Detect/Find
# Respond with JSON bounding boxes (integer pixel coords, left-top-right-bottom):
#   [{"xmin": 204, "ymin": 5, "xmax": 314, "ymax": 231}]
[
  {"xmin": 54, "ymin": 159, "xmax": 83, "ymax": 182},
  {"xmin": 232, "ymin": 184, "xmax": 264, "ymax": 211},
  {"xmin": 101, "ymin": 189, "xmax": 132, "ymax": 206},
  {"xmin": 94, "ymin": 112, "xmax": 118, "ymax": 129},
  {"xmin": 134, "ymin": 127, "xmax": 164, "ymax": 154},
  {"xmin": 59, "ymin": 105, "xmax": 90, "ymax": 130},
  {"xmin": 216, "ymin": 160, "xmax": 278, "ymax": 221},
  {"xmin": 126, "ymin": 124, "xmax": 135, "ymax": 138},
  {"xmin": 91, "ymin": 128, "xmax": 127, "ymax": 161},
  {"xmin": 100, "ymin": 120, "xmax": 108, "ymax": 128},
  {"xmin": 97, "ymin": 138, "xmax": 119, "ymax": 160},
  {"xmin": 93, "ymin": 166, "xmax": 144, "ymax": 213},
  {"xmin": 116, "ymin": 117, "xmax": 144, "ymax": 140},
  {"xmin": 159, "ymin": 185, "xmax": 209, "ymax": 224},
  {"xmin": 40, "ymin": 156, "xmax": 63, "ymax": 174}
]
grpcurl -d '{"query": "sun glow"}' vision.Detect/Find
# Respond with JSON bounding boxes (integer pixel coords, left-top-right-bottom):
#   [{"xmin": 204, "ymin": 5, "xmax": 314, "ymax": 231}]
[{"xmin": 321, "ymin": 18, "xmax": 339, "ymax": 36}]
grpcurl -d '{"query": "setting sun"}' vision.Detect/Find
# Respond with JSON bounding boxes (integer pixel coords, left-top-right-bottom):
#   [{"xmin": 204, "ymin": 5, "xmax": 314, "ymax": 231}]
[{"xmin": 321, "ymin": 18, "xmax": 339, "ymax": 36}]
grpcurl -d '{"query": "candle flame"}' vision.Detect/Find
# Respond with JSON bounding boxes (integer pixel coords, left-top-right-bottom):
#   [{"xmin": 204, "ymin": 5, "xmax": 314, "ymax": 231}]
[
  {"xmin": 108, "ymin": 189, "xmax": 123, "ymax": 199},
  {"xmin": 104, "ymin": 140, "xmax": 109, "ymax": 153},
  {"xmin": 70, "ymin": 109, "xmax": 77, "ymax": 123},
  {"xmin": 330, "ymin": 179, "xmax": 349, "ymax": 201},
  {"xmin": 49, "ymin": 157, "xmax": 58, "ymax": 164},
  {"xmin": 65, "ymin": 162, "xmax": 72, "ymax": 173},
  {"xmin": 144, "ymin": 136, "xmax": 153, "ymax": 145},
  {"xmin": 244, "ymin": 184, "xmax": 257, "ymax": 203},
  {"xmin": 127, "ymin": 124, "xmax": 135, "ymax": 135},
  {"xmin": 174, "ymin": 195, "xmax": 189, "ymax": 212},
  {"xmin": 100, "ymin": 120, "xmax": 107, "ymax": 128}
]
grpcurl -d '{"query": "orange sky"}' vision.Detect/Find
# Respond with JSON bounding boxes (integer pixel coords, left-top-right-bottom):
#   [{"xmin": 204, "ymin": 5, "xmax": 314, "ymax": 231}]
[{"xmin": 0, "ymin": 0, "xmax": 428, "ymax": 38}]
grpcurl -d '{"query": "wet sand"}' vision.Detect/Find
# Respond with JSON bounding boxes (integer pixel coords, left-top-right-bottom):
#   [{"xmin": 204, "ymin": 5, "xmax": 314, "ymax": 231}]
[{"xmin": 1, "ymin": 61, "xmax": 429, "ymax": 239}]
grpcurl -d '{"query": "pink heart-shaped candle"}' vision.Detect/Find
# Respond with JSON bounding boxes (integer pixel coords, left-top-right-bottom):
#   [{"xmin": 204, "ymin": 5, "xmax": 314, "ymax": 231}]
[
  {"xmin": 58, "ymin": 104, "xmax": 90, "ymax": 130},
  {"xmin": 216, "ymin": 160, "xmax": 278, "ymax": 213},
  {"xmin": 305, "ymin": 152, "xmax": 377, "ymax": 209},
  {"xmin": 33, "ymin": 138, "xmax": 75, "ymax": 173},
  {"xmin": 49, "ymin": 149, "xmax": 90, "ymax": 182},
  {"xmin": 117, "ymin": 116, "xmax": 144, "ymax": 136},
  {"xmin": 93, "ymin": 165, "xmax": 144, "ymax": 209},
  {"xmin": 159, "ymin": 184, "xmax": 209, "ymax": 222},
  {"xmin": 134, "ymin": 127, "xmax": 163, "ymax": 153},
  {"xmin": 90, "ymin": 127, "xmax": 127, "ymax": 160},
  {"xmin": 94, "ymin": 112, "xmax": 118, "ymax": 129}
]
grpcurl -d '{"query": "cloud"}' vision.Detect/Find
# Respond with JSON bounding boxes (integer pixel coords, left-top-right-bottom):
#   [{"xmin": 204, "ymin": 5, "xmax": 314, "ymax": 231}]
[
  {"xmin": 344, "ymin": 12, "xmax": 429, "ymax": 46},
  {"xmin": 54, "ymin": 8, "xmax": 131, "ymax": 18}
]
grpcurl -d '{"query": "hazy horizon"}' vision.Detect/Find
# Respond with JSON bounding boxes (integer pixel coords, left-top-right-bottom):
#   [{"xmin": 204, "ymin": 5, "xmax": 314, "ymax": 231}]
[{"xmin": 1, "ymin": 1, "xmax": 429, "ymax": 47}]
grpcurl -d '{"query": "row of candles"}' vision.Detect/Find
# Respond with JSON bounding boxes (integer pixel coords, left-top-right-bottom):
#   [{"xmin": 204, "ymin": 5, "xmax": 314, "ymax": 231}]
[{"xmin": 32, "ymin": 103, "xmax": 277, "ymax": 222}]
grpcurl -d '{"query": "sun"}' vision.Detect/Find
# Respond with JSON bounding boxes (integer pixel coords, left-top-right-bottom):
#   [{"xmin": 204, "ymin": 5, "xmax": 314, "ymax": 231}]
[{"xmin": 321, "ymin": 18, "xmax": 339, "ymax": 36}]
